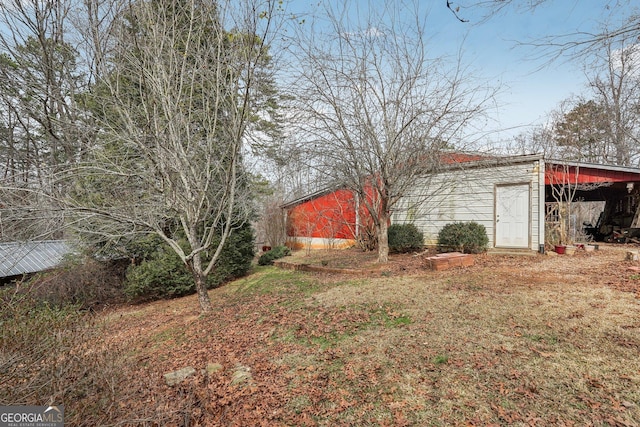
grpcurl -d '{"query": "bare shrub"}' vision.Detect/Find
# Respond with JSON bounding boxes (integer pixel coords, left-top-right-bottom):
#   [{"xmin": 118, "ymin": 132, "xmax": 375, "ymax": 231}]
[
  {"xmin": 0, "ymin": 289, "xmax": 130, "ymax": 424},
  {"xmin": 261, "ymin": 199, "xmax": 288, "ymax": 248},
  {"xmin": 23, "ymin": 257, "xmax": 128, "ymax": 310},
  {"xmin": 357, "ymin": 221, "xmax": 378, "ymax": 252}
]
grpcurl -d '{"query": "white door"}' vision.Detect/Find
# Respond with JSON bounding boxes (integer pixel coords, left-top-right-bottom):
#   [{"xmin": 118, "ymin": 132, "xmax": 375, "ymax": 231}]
[{"xmin": 495, "ymin": 184, "xmax": 530, "ymax": 248}]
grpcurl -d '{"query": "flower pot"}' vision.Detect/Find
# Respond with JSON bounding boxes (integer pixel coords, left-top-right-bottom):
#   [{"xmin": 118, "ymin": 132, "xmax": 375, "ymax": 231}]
[
  {"xmin": 555, "ymin": 245, "xmax": 566, "ymax": 254},
  {"xmin": 565, "ymin": 246, "xmax": 576, "ymax": 255},
  {"xmin": 584, "ymin": 244, "xmax": 595, "ymax": 252}
]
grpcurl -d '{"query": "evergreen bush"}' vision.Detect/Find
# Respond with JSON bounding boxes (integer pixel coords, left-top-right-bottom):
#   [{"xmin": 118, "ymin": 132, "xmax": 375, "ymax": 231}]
[
  {"xmin": 388, "ymin": 223, "xmax": 424, "ymax": 253},
  {"xmin": 257, "ymin": 245, "xmax": 291, "ymax": 265},
  {"xmin": 208, "ymin": 223, "xmax": 255, "ymax": 286},
  {"xmin": 437, "ymin": 221, "xmax": 489, "ymax": 254},
  {"xmin": 124, "ymin": 222, "xmax": 255, "ymax": 300},
  {"xmin": 124, "ymin": 246, "xmax": 194, "ymax": 300}
]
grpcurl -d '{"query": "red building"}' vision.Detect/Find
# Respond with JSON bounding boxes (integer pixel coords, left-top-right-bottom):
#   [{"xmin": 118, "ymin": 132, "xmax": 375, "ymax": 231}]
[
  {"xmin": 283, "ymin": 154, "xmax": 640, "ymax": 251},
  {"xmin": 282, "ymin": 187, "xmax": 376, "ymax": 250}
]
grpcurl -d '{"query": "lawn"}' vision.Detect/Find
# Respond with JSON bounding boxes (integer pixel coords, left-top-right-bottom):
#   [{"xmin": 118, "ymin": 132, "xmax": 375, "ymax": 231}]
[{"xmin": 3, "ymin": 246, "xmax": 640, "ymax": 426}]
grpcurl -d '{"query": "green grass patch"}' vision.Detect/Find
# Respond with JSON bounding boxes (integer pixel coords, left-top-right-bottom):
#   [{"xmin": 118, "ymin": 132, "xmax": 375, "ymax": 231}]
[
  {"xmin": 273, "ymin": 325, "xmax": 356, "ymax": 350},
  {"xmin": 369, "ymin": 305, "xmax": 413, "ymax": 328},
  {"xmin": 286, "ymin": 394, "xmax": 312, "ymax": 414},
  {"xmin": 433, "ymin": 354, "xmax": 449, "ymax": 365},
  {"xmin": 309, "ymin": 332, "xmax": 350, "ymax": 350},
  {"xmin": 524, "ymin": 333, "xmax": 559, "ymax": 345},
  {"xmin": 230, "ymin": 267, "xmax": 320, "ymax": 297},
  {"xmin": 270, "ymin": 303, "xmax": 410, "ymax": 350},
  {"xmin": 148, "ymin": 327, "xmax": 187, "ymax": 350}
]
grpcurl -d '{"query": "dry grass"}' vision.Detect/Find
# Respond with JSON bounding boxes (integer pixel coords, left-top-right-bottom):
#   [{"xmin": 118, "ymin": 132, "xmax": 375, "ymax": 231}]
[
  {"xmin": 4, "ymin": 246, "xmax": 640, "ymax": 426},
  {"xmin": 280, "ymin": 248, "xmax": 639, "ymax": 425}
]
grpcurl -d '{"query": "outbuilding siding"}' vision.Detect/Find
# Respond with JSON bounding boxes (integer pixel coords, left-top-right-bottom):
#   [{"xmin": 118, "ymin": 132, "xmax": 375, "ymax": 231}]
[{"xmin": 392, "ymin": 159, "xmax": 542, "ymax": 250}]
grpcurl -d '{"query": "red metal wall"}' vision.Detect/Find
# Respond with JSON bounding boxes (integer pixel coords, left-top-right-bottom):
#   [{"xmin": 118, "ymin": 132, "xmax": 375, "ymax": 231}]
[
  {"xmin": 286, "ymin": 187, "xmax": 378, "ymax": 240},
  {"xmin": 287, "ymin": 189, "xmax": 358, "ymax": 239}
]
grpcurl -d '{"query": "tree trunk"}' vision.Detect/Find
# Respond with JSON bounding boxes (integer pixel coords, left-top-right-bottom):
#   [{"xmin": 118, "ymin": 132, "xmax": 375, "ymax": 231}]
[
  {"xmin": 376, "ymin": 217, "xmax": 389, "ymax": 263},
  {"xmin": 194, "ymin": 271, "xmax": 213, "ymax": 313}
]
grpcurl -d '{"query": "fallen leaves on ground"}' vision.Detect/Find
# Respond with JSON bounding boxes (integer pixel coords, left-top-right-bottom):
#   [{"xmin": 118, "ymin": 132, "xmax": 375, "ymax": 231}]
[{"xmin": 47, "ymin": 246, "xmax": 640, "ymax": 425}]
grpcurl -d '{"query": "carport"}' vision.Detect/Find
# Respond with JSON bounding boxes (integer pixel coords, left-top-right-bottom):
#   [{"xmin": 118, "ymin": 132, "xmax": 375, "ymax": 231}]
[{"xmin": 544, "ymin": 160, "xmax": 640, "ymax": 244}]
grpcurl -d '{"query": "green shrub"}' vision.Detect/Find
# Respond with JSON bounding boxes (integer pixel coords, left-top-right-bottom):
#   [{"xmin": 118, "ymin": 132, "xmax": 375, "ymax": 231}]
[
  {"xmin": 258, "ymin": 245, "xmax": 291, "ymax": 265},
  {"xmin": 124, "ymin": 223, "xmax": 255, "ymax": 300},
  {"xmin": 207, "ymin": 223, "xmax": 255, "ymax": 286},
  {"xmin": 388, "ymin": 223, "xmax": 424, "ymax": 253},
  {"xmin": 124, "ymin": 247, "xmax": 194, "ymax": 300},
  {"xmin": 437, "ymin": 221, "xmax": 489, "ymax": 254}
]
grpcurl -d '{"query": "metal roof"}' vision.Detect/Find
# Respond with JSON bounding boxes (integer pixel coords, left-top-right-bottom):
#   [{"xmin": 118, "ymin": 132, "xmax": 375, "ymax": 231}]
[
  {"xmin": 0, "ymin": 240, "xmax": 73, "ymax": 278},
  {"xmin": 545, "ymin": 158, "xmax": 640, "ymax": 175},
  {"xmin": 280, "ymin": 152, "xmax": 640, "ymax": 208}
]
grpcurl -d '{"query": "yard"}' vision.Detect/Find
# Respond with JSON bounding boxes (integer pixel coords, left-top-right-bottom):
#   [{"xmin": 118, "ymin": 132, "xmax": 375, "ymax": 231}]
[{"xmin": 4, "ymin": 246, "xmax": 640, "ymax": 426}]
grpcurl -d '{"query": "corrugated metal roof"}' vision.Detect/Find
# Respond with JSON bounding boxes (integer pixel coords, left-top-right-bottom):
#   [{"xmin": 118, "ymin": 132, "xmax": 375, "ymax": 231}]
[{"xmin": 0, "ymin": 240, "xmax": 73, "ymax": 278}]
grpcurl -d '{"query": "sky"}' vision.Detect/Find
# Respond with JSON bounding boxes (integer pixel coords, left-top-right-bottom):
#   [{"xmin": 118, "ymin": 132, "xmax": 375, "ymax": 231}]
[
  {"xmin": 437, "ymin": 0, "xmax": 626, "ymax": 145},
  {"xmin": 286, "ymin": 0, "xmax": 634, "ymax": 148}
]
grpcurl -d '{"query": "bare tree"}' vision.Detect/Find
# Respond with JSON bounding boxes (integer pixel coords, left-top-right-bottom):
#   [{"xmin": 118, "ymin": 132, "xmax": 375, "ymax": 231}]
[
  {"xmin": 0, "ymin": 0, "xmax": 93, "ymax": 240},
  {"xmin": 289, "ymin": 1, "xmax": 496, "ymax": 262},
  {"xmin": 506, "ymin": 123, "xmax": 555, "ymax": 157},
  {"xmin": 508, "ymin": 32, "xmax": 640, "ymax": 167},
  {"xmin": 0, "ymin": 0, "xmax": 82, "ymax": 172},
  {"xmin": 259, "ymin": 195, "xmax": 288, "ymax": 248},
  {"xmin": 546, "ymin": 164, "xmax": 580, "ymax": 246},
  {"xmin": 61, "ymin": 0, "xmax": 283, "ymax": 312},
  {"xmin": 586, "ymin": 34, "xmax": 640, "ymax": 166}
]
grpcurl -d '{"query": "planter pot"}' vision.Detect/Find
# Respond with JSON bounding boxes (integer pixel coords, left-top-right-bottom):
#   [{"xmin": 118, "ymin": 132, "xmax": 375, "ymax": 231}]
[
  {"xmin": 555, "ymin": 245, "xmax": 566, "ymax": 254},
  {"xmin": 584, "ymin": 244, "xmax": 595, "ymax": 252},
  {"xmin": 565, "ymin": 246, "xmax": 576, "ymax": 255}
]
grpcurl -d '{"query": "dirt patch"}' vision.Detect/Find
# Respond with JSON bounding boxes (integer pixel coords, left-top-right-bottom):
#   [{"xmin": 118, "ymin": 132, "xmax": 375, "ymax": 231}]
[{"xmin": 285, "ymin": 246, "xmax": 439, "ymax": 275}]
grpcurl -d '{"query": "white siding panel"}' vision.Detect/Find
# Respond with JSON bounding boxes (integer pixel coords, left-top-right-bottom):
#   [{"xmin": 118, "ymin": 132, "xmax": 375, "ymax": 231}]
[{"xmin": 393, "ymin": 160, "xmax": 541, "ymax": 250}]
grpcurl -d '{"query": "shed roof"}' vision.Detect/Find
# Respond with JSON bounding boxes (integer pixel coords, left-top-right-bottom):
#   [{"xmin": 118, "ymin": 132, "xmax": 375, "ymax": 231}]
[
  {"xmin": 280, "ymin": 186, "xmax": 340, "ymax": 209},
  {"xmin": 0, "ymin": 240, "xmax": 73, "ymax": 278}
]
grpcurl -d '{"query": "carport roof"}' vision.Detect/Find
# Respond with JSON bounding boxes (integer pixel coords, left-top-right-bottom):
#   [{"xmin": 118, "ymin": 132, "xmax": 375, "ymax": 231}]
[{"xmin": 545, "ymin": 159, "xmax": 640, "ymax": 185}]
